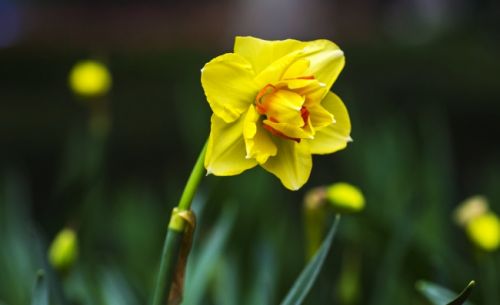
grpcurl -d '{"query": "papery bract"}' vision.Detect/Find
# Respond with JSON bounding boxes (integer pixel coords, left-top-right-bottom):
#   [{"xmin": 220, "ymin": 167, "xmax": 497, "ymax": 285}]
[{"xmin": 201, "ymin": 36, "xmax": 352, "ymax": 190}]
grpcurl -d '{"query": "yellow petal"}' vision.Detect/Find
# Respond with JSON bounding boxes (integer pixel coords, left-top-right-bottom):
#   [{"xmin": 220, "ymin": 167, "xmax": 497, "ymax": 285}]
[
  {"xmin": 234, "ymin": 36, "xmax": 306, "ymax": 75},
  {"xmin": 281, "ymin": 78, "xmax": 318, "ymax": 90},
  {"xmin": 302, "ymin": 40, "xmax": 345, "ymax": 96},
  {"xmin": 254, "ymin": 39, "xmax": 344, "ymax": 92},
  {"xmin": 243, "ymin": 106, "xmax": 277, "ymax": 164},
  {"xmin": 201, "ymin": 53, "xmax": 258, "ymax": 123},
  {"xmin": 264, "ymin": 120, "xmax": 313, "ymax": 139},
  {"xmin": 281, "ymin": 78, "xmax": 327, "ymax": 107},
  {"xmin": 261, "ymin": 89, "xmax": 304, "ymax": 126},
  {"xmin": 261, "ymin": 139, "xmax": 312, "ymax": 190},
  {"xmin": 308, "ymin": 92, "xmax": 351, "ymax": 154},
  {"xmin": 205, "ymin": 113, "xmax": 258, "ymax": 175},
  {"xmin": 308, "ymin": 104, "xmax": 334, "ymax": 130},
  {"xmin": 282, "ymin": 58, "xmax": 310, "ymax": 79},
  {"xmin": 255, "ymin": 51, "xmax": 306, "ymax": 87}
]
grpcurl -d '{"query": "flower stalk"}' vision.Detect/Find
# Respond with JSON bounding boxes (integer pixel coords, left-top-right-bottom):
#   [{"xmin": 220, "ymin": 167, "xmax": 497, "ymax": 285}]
[
  {"xmin": 177, "ymin": 142, "xmax": 209, "ymax": 212},
  {"xmin": 152, "ymin": 141, "xmax": 207, "ymax": 305}
]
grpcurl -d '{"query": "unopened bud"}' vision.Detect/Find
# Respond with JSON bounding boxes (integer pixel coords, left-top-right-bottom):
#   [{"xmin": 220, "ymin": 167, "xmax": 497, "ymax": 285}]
[
  {"xmin": 466, "ymin": 212, "xmax": 500, "ymax": 252},
  {"xmin": 326, "ymin": 182, "xmax": 365, "ymax": 213},
  {"xmin": 48, "ymin": 228, "xmax": 78, "ymax": 272},
  {"xmin": 69, "ymin": 60, "xmax": 111, "ymax": 97}
]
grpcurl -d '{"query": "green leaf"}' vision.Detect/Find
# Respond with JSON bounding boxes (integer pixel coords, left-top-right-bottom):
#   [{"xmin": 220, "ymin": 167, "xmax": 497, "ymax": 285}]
[
  {"xmin": 31, "ymin": 270, "xmax": 48, "ymax": 305},
  {"xmin": 280, "ymin": 215, "xmax": 341, "ymax": 305},
  {"xmin": 99, "ymin": 267, "xmax": 140, "ymax": 305},
  {"xmin": 416, "ymin": 280, "xmax": 475, "ymax": 305},
  {"xmin": 182, "ymin": 206, "xmax": 237, "ymax": 305},
  {"xmin": 246, "ymin": 241, "xmax": 277, "ymax": 305},
  {"xmin": 447, "ymin": 281, "xmax": 475, "ymax": 305},
  {"xmin": 213, "ymin": 254, "xmax": 240, "ymax": 305}
]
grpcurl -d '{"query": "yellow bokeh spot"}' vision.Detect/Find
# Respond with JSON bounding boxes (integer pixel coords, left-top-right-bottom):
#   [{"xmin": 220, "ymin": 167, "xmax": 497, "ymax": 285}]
[
  {"xmin": 69, "ymin": 60, "xmax": 111, "ymax": 97},
  {"xmin": 326, "ymin": 182, "xmax": 365, "ymax": 213},
  {"xmin": 48, "ymin": 228, "xmax": 78, "ymax": 271},
  {"xmin": 466, "ymin": 212, "xmax": 500, "ymax": 252}
]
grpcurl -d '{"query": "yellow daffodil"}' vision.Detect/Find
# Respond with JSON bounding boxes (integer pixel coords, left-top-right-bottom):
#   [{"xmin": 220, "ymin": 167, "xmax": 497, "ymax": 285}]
[{"xmin": 201, "ymin": 36, "xmax": 351, "ymax": 190}]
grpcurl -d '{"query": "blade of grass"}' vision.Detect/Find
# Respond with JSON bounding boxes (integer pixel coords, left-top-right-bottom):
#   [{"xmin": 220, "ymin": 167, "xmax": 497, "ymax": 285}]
[
  {"xmin": 99, "ymin": 267, "xmax": 140, "ymax": 305},
  {"xmin": 182, "ymin": 206, "xmax": 236, "ymax": 305},
  {"xmin": 31, "ymin": 270, "xmax": 48, "ymax": 305},
  {"xmin": 416, "ymin": 280, "xmax": 475, "ymax": 305},
  {"xmin": 213, "ymin": 254, "xmax": 239, "ymax": 305},
  {"xmin": 246, "ymin": 241, "xmax": 277, "ymax": 305},
  {"xmin": 280, "ymin": 215, "xmax": 341, "ymax": 305},
  {"xmin": 447, "ymin": 281, "xmax": 475, "ymax": 305}
]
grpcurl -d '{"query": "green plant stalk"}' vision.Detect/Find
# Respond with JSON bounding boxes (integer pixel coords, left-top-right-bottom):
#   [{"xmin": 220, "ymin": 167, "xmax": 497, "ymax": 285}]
[
  {"xmin": 481, "ymin": 254, "xmax": 499, "ymax": 305},
  {"xmin": 151, "ymin": 141, "xmax": 208, "ymax": 305},
  {"xmin": 177, "ymin": 142, "xmax": 208, "ymax": 211},
  {"xmin": 152, "ymin": 229, "xmax": 184, "ymax": 305}
]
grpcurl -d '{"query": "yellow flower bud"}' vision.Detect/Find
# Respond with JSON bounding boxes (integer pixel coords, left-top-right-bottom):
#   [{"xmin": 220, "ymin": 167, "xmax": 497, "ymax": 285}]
[
  {"xmin": 326, "ymin": 182, "xmax": 365, "ymax": 213},
  {"xmin": 48, "ymin": 228, "xmax": 78, "ymax": 272},
  {"xmin": 69, "ymin": 60, "xmax": 111, "ymax": 97},
  {"xmin": 465, "ymin": 212, "xmax": 500, "ymax": 252}
]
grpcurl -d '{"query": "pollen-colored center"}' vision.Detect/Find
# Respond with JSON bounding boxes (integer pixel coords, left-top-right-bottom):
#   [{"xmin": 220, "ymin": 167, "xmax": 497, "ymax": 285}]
[{"xmin": 255, "ymin": 78, "xmax": 312, "ymax": 142}]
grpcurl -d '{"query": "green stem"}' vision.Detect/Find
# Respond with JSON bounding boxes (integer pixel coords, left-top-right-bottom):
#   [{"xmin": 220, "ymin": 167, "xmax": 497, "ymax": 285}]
[
  {"xmin": 152, "ymin": 229, "xmax": 184, "ymax": 305},
  {"xmin": 481, "ymin": 253, "xmax": 499, "ymax": 305},
  {"xmin": 151, "ymin": 141, "xmax": 208, "ymax": 305},
  {"xmin": 178, "ymin": 142, "xmax": 208, "ymax": 211}
]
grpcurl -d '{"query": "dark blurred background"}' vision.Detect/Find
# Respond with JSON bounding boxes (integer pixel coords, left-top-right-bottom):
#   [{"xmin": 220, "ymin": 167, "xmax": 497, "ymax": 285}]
[{"xmin": 1, "ymin": 0, "xmax": 500, "ymax": 304}]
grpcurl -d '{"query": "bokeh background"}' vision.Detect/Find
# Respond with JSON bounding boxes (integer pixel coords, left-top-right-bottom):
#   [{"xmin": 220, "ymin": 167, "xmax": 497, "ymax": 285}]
[{"xmin": 1, "ymin": 0, "xmax": 500, "ymax": 304}]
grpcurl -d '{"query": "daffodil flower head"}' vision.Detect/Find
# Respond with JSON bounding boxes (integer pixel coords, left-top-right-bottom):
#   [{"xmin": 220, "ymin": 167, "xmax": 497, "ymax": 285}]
[{"xmin": 201, "ymin": 36, "xmax": 351, "ymax": 190}]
